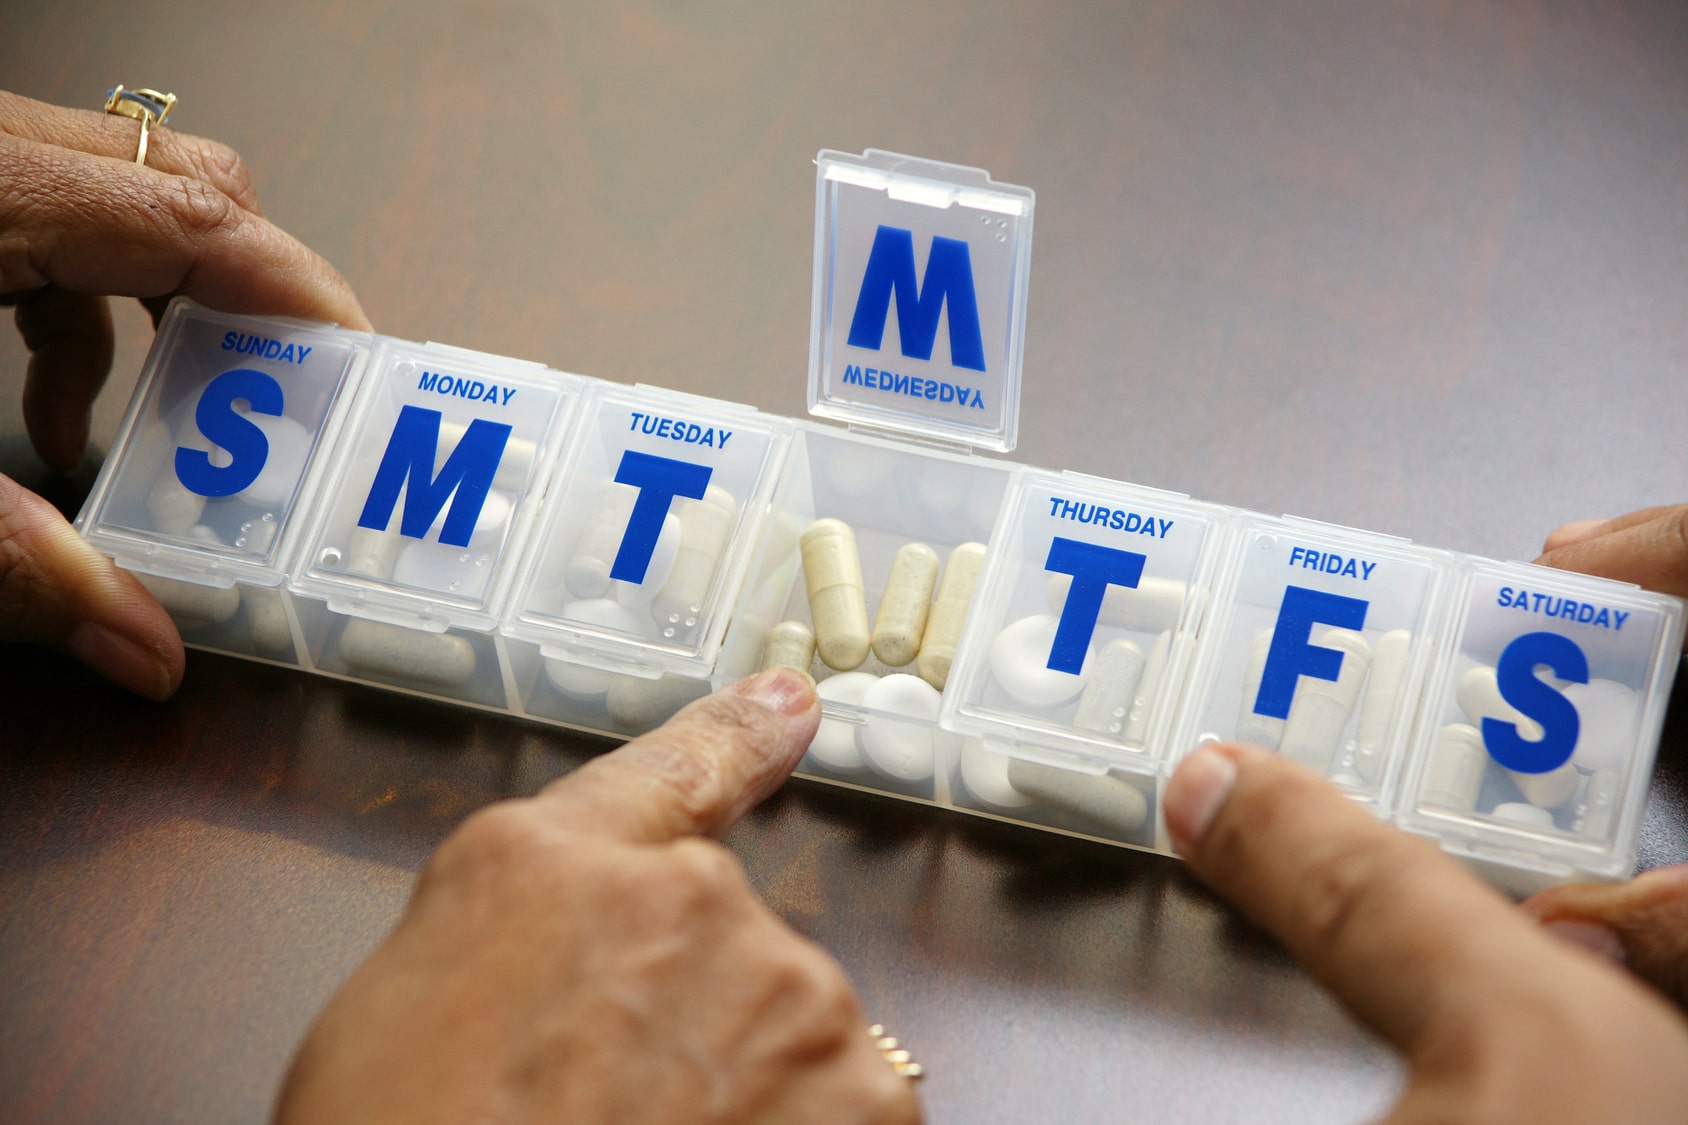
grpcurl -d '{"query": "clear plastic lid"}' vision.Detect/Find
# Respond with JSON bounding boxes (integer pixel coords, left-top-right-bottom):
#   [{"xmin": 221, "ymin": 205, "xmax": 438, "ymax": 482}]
[
  {"xmin": 503, "ymin": 383, "xmax": 793, "ymax": 680},
  {"xmin": 1397, "ymin": 559, "xmax": 1685, "ymax": 882},
  {"xmin": 76, "ymin": 300, "xmax": 367, "ymax": 587},
  {"xmin": 941, "ymin": 468, "xmax": 1232, "ymax": 771},
  {"xmin": 289, "ymin": 339, "xmax": 583, "ymax": 631},
  {"xmin": 809, "ymin": 149, "xmax": 1034, "ymax": 453},
  {"xmin": 1171, "ymin": 515, "xmax": 1457, "ymax": 806}
]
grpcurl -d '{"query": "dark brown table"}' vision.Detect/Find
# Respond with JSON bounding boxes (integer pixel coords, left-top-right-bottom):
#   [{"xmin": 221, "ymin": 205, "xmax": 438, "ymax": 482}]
[{"xmin": 4, "ymin": 3, "xmax": 1687, "ymax": 1122}]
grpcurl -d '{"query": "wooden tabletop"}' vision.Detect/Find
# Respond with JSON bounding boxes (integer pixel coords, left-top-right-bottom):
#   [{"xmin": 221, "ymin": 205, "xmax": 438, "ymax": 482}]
[{"xmin": 4, "ymin": 3, "xmax": 1687, "ymax": 1122}]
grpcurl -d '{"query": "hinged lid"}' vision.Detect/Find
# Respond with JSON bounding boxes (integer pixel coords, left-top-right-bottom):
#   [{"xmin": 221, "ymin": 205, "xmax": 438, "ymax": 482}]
[{"xmin": 809, "ymin": 149, "xmax": 1034, "ymax": 453}]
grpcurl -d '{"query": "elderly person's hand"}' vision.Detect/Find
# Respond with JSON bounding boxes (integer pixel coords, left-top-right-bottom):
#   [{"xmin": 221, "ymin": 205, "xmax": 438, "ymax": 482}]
[
  {"xmin": 1, "ymin": 88, "xmax": 367, "ymax": 698},
  {"xmin": 275, "ymin": 668, "xmax": 922, "ymax": 1125}
]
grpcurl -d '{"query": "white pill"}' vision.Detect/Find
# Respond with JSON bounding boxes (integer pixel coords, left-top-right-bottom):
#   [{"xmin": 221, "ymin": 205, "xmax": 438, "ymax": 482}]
[
  {"xmin": 146, "ymin": 472, "xmax": 208, "ymax": 536},
  {"xmin": 1072, "ymin": 637, "xmax": 1147, "ymax": 737},
  {"xmin": 1005, "ymin": 759, "xmax": 1149, "ymax": 837},
  {"xmin": 345, "ymin": 526, "xmax": 404, "ymax": 580},
  {"xmin": 761, "ymin": 620, "xmax": 817, "ymax": 673},
  {"xmin": 1280, "ymin": 628, "xmax": 1371, "ymax": 774},
  {"xmin": 1352, "ymin": 629, "xmax": 1412, "ymax": 784},
  {"xmin": 1046, "ymin": 573, "xmax": 1188, "ymax": 634},
  {"xmin": 1578, "ymin": 769, "xmax": 1621, "ymax": 839},
  {"xmin": 957, "ymin": 742, "xmax": 1035, "ymax": 810},
  {"xmin": 916, "ymin": 541, "xmax": 986, "ymax": 690},
  {"xmin": 1235, "ymin": 627, "xmax": 1285, "ymax": 750},
  {"xmin": 807, "ymin": 672, "xmax": 877, "ymax": 772},
  {"xmin": 235, "ymin": 412, "xmax": 313, "ymax": 506},
  {"xmin": 424, "ymin": 487, "xmax": 511, "ymax": 551},
  {"xmin": 1423, "ymin": 723, "xmax": 1488, "ymax": 812},
  {"xmin": 1508, "ymin": 759, "xmax": 1581, "ymax": 809},
  {"xmin": 392, "ymin": 541, "xmax": 491, "ymax": 600},
  {"xmin": 1564, "ymin": 679, "xmax": 1639, "ymax": 773},
  {"xmin": 614, "ymin": 512, "xmax": 681, "ymax": 610},
  {"xmin": 1456, "ymin": 665, "xmax": 1544, "ymax": 742},
  {"xmin": 1122, "ymin": 630, "xmax": 1172, "ymax": 744},
  {"xmin": 339, "ymin": 618, "xmax": 476, "ymax": 687},
  {"xmin": 440, "ymin": 420, "xmax": 535, "ymax": 492},
  {"xmin": 653, "ymin": 486, "xmax": 736, "ymax": 631},
  {"xmin": 859, "ymin": 674, "xmax": 941, "ymax": 782},
  {"xmin": 241, "ymin": 586, "xmax": 294, "ymax": 653},
  {"xmin": 800, "ymin": 518, "xmax": 870, "ymax": 671},
  {"xmin": 545, "ymin": 599, "xmax": 644, "ymax": 698},
  {"xmin": 989, "ymin": 614, "xmax": 1092, "ymax": 708},
  {"xmin": 134, "ymin": 572, "xmax": 240, "ymax": 629},
  {"xmin": 565, "ymin": 480, "xmax": 637, "ymax": 599},
  {"xmin": 605, "ymin": 673, "xmax": 709, "ymax": 733},
  {"xmin": 871, "ymin": 542, "xmax": 940, "ymax": 667},
  {"xmin": 1491, "ymin": 802, "xmax": 1557, "ymax": 829}
]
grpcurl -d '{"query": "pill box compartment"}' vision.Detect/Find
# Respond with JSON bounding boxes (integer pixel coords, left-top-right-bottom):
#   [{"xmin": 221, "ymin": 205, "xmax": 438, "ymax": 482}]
[
  {"xmin": 76, "ymin": 301, "xmax": 369, "ymax": 667},
  {"xmin": 1395, "ymin": 561, "xmax": 1684, "ymax": 889},
  {"xmin": 718, "ymin": 424, "xmax": 1011, "ymax": 803},
  {"xmin": 500, "ymin": 383, "xmax": 793, "ymax": 735},
  {"xmin": 1171, "ymin": 516, "xmax": 1457, "ymax": 809},
  {"xmin": 287, "ymin": 339, "xmax": 582, "ymax": 708},
  {"xmin": 939, "ymin": 470, "xmax": 1231, "ymax": 847}
]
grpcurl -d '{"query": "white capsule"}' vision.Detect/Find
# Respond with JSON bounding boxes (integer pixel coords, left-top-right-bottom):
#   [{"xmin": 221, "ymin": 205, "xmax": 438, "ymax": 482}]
[
  {"xmin": 339, "ymin": 619, "xmax": 476, "ymax": 687},
  {"xmin": 1456, "ymin": 665, "xmax": 1544, "ymax": 741},
  {"xmin": 134, "ymin": 572, "xmax": 240, "ymax": 630},
  {"xmin": 614, "ymin": 512, "xmax": 681, "ymax": 610},
  {"xmin": 1072, "ymin": 638, "xmax": 1147, "ymax": 736},
  {"xmin": 1122, "ymin": 630, "xmax": 1172, "ymax": 744},
  {"xmin": 916, "ymin": 541, "xmax": 986, "ymax": 690},
  {"xmin": 653, "ymin": 486, "xmax": 736, "ymax": 632},
  {"xmin": 235, "ymin": 411, "xmax": 313, "ymax": 506},
  {"xmin": 1235, "ymin": 627, "xmax": 1285, "ymax": 750},
  {"xmin": 1046, "ymin": 573, "xmax": 1189, "ymax": 634},
  {"xmin": 1423, "ymin": 723, "xmax": 1487, "ymax": 812},
  {"xmin": 1352, "ymin": 629, "xmax": 1412, "ymax": 784},
  {"xmin": 871, "ymin": 542, "xmax": 940, "ymax": 667},
  {"xmin": 146, "ymin": 471, "xmax": 208, "ymax": 536},
  {"xmin": 860, "ymin": 673, "xmax": 941, "ymax": 782},
  {"xmin": 440, "ymin": 420, "xmax": 535, "ymax": 492},
  {"xmin": 1280, "ymin": 628, "xmax": 1371, "ymax": 774},
  {"xmin": 989, "ymin": 614, "xmax": 1092, "ymax": 708},
  {"xmin": 1005, "ymin": 760, "xmax": 1149, "ymax": 837},
  {"xmin": 957, "ymin": 742, "xmax": 1036, "ymax": 810},
  {"xmin": 1578, "ymin": 769, "xmax": 1621, "ymax": 839},
  {"xmin": 545, "ymin": 599, "xmax": 643, "ymax": 698},
  {"xmin": 565, "ymin": 481, "xmax": 638, "ymax": 599},
  {"xmin": 760, "ymin": 620, "xmax": 817, "ymax": 673},
  {"xmin": 1508, "ymin": 759, "xmax": 1581, "ymax": 810},
  {"xmin": 1491, "ymin": 802, "xmax": 1557, "ymax": 829},
  {"xmin": 807, "ymin": 672, "xmax": 877, "ymax": 772},
  {"xmin": 800, "ymin": 518, "xmax": 870, "ymax": 671},
  {"xmin": 1564, "ymin": 679, "xmax": 1639, "ymax": 773},
  {"xmin": 345, "ymin": 525, "xmax": 405, "ymax": 580},
  {"xmin": 241, "ymin": 586, "xmax": 294, "ymax": 653},
  {"xmin": 605, "ymin": 673, "xmax": 709, "ymax": 733}
]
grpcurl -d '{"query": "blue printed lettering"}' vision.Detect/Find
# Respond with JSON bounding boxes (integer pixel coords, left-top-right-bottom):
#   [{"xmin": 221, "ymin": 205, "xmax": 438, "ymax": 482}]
[
  {"xmin": 609, "ymin": 450, "xmax": 714, "ymax": 585},
  {"xmin": 1484, "ymin": 631, "xmax": 1589, "ymax": 774},
  {"xmin": 626, "ymin": 412, "xmax": 734, "ymax": 450},
  {"xmin": 356, "ymin": 405, "xmax": 512, "ymax": 547},
  {"xmin": 845, "ymin": 225, "xmax": 986, "ymax": 372},
  {"xmin": 1254, "ymin": 586, "xmax": 1370, "ymax": 719},
  {"xmin": 175, "ymin": 368, "xmax": 285, "ymax": 498},
  {"xmin": 1042, "ymin": 537, "xmax": 1147, "ymax": 674},
  {"xmin": 219, "ymin": 331, "xmax": 313, "ymax": 365},
  {"xmin": 1496, "ymin": 586, "xmax": 1630, "ymax": 631}
]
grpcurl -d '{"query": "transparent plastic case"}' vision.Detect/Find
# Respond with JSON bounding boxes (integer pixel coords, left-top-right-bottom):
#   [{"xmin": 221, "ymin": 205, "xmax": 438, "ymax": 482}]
[
  {"xmin": 1173, "ymin": 516, "xmax": 1457, "ymax": 806},
  {"xmin": 501, "ymin": 383, "xmax": 793, "ymax": 735},
  {"xmin": 1396, "ymin": 560, "xmax": 1685, "ymax": 892}
]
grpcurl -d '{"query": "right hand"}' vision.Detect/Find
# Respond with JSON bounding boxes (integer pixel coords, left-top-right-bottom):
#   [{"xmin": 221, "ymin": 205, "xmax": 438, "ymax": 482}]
[{"xmin": 1536, "ymin": 504, "xmax": 1688, "ymax": 620}]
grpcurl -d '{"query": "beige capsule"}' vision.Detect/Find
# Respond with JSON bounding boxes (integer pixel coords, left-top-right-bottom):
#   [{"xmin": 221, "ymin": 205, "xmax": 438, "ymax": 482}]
[
  {"xmin": 652, "ymin": 486, "xmax": 737, "ymax": 630},
  {"xmin": 135, "ymin": 571, "xmax": 240, "ymax": 630},
  {"xmin": 1280, "ymin": 628, "xmax": 1372, "ymax": 774},
  {"xmin": 871, "ymin": 542, "xmax": 940, "ymax": 667},
  {"xmin": 801, "ymin": 518, "xmax": 870, "ymax": 671},
  {"xmin": 914, "ymin": 541, "xmax": 987, "ymax": 689},
  {"xmin": 338, "ymin": 618, "xmax": 476, "ymax": 688},
  {"xmin": 761, "ymin": 620, "xmax": 817, "ymax": 673},
  {"xmin": 565, "ymin": 480, "xmax": 638, "ymax": 600}
]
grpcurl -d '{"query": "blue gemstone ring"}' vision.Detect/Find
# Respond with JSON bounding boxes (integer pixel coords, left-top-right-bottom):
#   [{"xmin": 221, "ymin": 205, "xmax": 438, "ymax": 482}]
[{"xmin": 103, "ymin": 85, "xmax": 177, "ymax": 166}]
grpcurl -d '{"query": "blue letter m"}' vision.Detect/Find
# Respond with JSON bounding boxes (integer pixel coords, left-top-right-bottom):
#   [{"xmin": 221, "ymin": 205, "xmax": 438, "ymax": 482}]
[
  {"xmin": 356, "ymin": 405, "xmax": 512, "ymax": 548},
  {"xmin": 846, "ymin": 225, "xmax": 986, "ymax": 373}
]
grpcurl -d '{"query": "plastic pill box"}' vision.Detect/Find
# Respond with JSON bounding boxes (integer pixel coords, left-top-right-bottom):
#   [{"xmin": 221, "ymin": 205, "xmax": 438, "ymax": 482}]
[{"xmin": 77, "ymin": 149, "xmax": 1683, "ymax": 891}]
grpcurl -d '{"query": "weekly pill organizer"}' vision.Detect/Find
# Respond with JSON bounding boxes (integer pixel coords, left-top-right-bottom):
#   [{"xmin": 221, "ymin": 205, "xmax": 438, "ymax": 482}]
[{"xmin": 77, "ymin": 149, "xmax": 1683, "ymax": 893}]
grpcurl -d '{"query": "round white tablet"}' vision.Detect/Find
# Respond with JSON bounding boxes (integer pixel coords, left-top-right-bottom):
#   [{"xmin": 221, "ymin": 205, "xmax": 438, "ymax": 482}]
[
  {"xmin": 1564, "ymin": 679, "xmax": 1638, "ymax": 773},
  {"xmin": 989, "ymin": 614, "xmax": 1092, "ymax": 708},
  {"xmin": 1490, "ymin": 802, "xmax": 1556, "ymax": 829},
  {"xmin": 807, "ymin": 672, "xmax": 878, "ymax": 771},
  {"xmin": 545, "ymin": 599, "xmax": 642, "ymax": 698},
  {"xmin": 859, "ymin": 673, "xmax": 941, "ymax": 781},
  {"xmin": 959, "ymin": 742, "xmax": 1035, "ymax": 809}
]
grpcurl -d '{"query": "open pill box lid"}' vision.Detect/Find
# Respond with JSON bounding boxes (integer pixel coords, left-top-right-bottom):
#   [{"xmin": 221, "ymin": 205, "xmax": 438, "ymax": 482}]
[
  {"xmin": 76, "ymin": 300, "xmax": 370, "ymax": 589},
  {"xmin": 1396, "ymin": 559, "xmax": 1685, "ymax": 883},
  {"xmin": 940, "ymin": 468, "xmax": 1234, "ymax": 773},
  {"xmin": 288, "ymin": 338, "xmax": 584, "ymax": 633},
  {"xmin": 501, "ymin": 382, "xmax": 794, "ymax": 681},
  {"xmin": 808, "ymin": 149, "xmax": 1034, "ymax": 453}
]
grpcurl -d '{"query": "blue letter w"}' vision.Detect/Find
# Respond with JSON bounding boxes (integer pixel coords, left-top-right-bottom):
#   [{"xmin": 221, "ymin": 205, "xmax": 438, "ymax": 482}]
[{"xmin": 846, "ymin": 225, "xmax": 986, "ymax": 373}]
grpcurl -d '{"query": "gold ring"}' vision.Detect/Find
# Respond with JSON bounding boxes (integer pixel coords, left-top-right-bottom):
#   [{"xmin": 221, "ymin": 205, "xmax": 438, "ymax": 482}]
[
  {"xmin": 868, "ymin": 1024, "xmax": 925, "ymax": 1081},
  {"xmin": 103, "ymin": 85, "xmax": 176, "ymax": 166}
]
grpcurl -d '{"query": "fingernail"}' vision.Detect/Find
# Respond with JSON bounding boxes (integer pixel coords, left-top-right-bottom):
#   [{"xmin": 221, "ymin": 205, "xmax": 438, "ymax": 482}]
[
  {"xmin": 66, "ymin": 622, "xmax": 171, "ymax": 700},
  {"xmin": 726, "ymin": 666, "xmax": 816, "ymax": 717},
  {"xmin": 1548, "ymin": 517, "xmax": 1610, "ymax": 547},
  {"xmin": 1542, "ymin": 919, "xmax": 1627, "ymax": 964},
  {"xmin": 1166, "ymin": 747, "xmax": 1238, "ymax": 847}
]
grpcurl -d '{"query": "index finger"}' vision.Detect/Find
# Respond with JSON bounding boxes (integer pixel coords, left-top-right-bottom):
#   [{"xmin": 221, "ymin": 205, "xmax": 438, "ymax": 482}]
[
  {"xmin": 536, "ymin": 668, "xmax": 820, "ymax": 844},
  {"xmin": 1536, "ymin": 505, "xmax": 1688, "ymax": 602}
]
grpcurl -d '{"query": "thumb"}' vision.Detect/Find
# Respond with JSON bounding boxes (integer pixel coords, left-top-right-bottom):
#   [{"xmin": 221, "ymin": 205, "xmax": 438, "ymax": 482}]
[
  {"xmin": 1522, "ymin": 865, "xmax": 1688, "ymax": 1009},
  {"xmin": 0, "ymin": 473, "xmax": 183, "ymax": 699}
]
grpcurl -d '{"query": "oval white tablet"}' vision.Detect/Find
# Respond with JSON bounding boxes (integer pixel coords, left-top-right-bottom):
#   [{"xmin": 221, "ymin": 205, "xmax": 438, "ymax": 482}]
[
  {"xmin": 392, "ymin": 541, "xmax": 493, "ymax": 601},
  {"xmin": 1564, "ymin": 679, "xmax": 1638, "ymax": 773},
  {"xmin": 1490, "ymin": 802, "xmax": 1557, "ymax": 829},
  {"xmin": 807, "ymin": 672, "xmax": 878, "ymax": 771},
  {"xmin": 958, "ymin": 742, "xmax": 1035, "ymax": 810},
  {"xmin": 989, "ymin": 614, "xmax": 1092, "ymax": 708},
  {"xmin": 859, "ymin": 673, "xmax": 941, "ymax": 781},
  {"xmin": 545, "ymin": 599, "xmax": 643, "ymax": 698},
  {"xmin": 237, "ymin": 412, "xmax": 313, "ymax": 506},
  {"xmin": 614, "ymin": 511, "xmax": 682, "ymax": 609}
]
